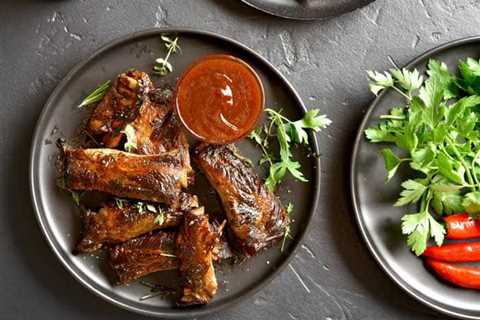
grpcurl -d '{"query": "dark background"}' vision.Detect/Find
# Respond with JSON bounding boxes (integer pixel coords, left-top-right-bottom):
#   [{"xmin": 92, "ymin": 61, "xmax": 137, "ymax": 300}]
[{"xmin": 1, "ymin": 0, "xmax": 477, "ymax": 319}]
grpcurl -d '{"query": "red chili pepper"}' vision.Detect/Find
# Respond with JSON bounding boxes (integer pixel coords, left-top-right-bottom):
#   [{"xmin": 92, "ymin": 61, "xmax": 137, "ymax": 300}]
[
  {"xmin": 425, "ymin": 259, "xmax": 480, "ymax": 289},
  {"xmin": 445, "ymin": 213, "xmax": 480, "ymax": 240},
  {"xmin": 423, "ymin": 242, "xmax": 480, "ymax": 262}
]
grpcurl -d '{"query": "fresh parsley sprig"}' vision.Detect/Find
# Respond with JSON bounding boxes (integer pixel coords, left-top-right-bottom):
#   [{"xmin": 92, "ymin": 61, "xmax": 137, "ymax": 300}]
[
  {"xmin": 366, "ymin": 58, "xmax": 480, "ymax": 255},
  {"xmin": 153, "ymin": 35, "xmax": 180, "ymax": 76},
  {"xmin": 249, "ymin": 108, "xmax": 331, "ymax": 192},
  {"xmin": 78, "ymin": 80, "xmax": 110, "ymax": 108}
]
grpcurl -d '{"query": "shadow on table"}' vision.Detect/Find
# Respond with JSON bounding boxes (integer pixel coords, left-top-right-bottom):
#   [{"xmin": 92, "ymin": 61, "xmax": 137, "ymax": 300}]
[{"xmin": 5, "ymin": 109, "xmax": 150, "ymax": 319}]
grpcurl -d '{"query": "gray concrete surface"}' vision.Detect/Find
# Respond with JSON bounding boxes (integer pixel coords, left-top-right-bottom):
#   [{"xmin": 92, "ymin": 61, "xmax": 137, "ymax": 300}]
[{"xmin": 1, "ymin": 0, "xmax": 479, "ymax": 319}]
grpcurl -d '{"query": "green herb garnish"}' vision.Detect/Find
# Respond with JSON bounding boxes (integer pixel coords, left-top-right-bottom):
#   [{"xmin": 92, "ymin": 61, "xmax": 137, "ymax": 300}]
[
  {"xmin": 280, "ymin": 203, "xmax": 294, "ymax": 252},
  {"xmin": 78, "ymin": 80, "xmax": 110, "ymax": 108},
  {"xmin": 146, "ymin": 204, "xmax": 157, "ymax": 213},
  {"xmin": 365, "ymin": 58, "xmax": 480, "ymax": 255},
  {"xmin": 135, "ymin": 202, "xmax": 145, "ymax": 213},
  {"xmin": 115, "ymin": 198, "xmax": 126, "ymax": 209},
  {"xmin": 249, "ymin": 108, "xmax": 331, "ymax": 192},
  {"xmin": 153, "ymin": 36, "xmax": 180, "ymax": 76},
  {"xmin": 122, "ymin": 124, "xmax": 137, "ymax": 152},
  {"xmin": 286, "ymin": 202, "xmax": 294, "ymax": 215},
  {"xmin": 154, "ymin": 212, "xmax": 165, "ymax": 225},
  {"xmin": 71, "ymin": 191, "xmax": 81, "ymax": 206}
]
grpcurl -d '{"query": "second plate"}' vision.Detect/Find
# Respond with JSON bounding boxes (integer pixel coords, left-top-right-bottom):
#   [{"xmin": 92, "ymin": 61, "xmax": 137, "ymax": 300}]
[{"xmin": 351, "ymin": 36, "xmax": 480, "ymax": 319}]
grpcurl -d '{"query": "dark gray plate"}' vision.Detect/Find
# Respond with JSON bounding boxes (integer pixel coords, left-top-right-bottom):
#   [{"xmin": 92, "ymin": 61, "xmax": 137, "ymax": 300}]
[
  {"xmin": 351, "ymin": 36, "xmax": 480, "ymax": 319},
  {"xmin": 241, "ymin": 0, "xmax": 375, "ymax": 20},
  {"xmin": 29, "ymin": 28, "xmax": 320, "ymax": 318}
]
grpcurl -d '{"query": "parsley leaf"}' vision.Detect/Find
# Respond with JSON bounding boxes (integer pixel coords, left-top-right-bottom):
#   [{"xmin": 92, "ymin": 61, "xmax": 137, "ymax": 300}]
[
  {"xmin": 382, "ymin": 148, "xmax": 401, "ymax": 181},
  {"xmin": 249, "ymin": 108, "xmax": 330, "ymax": 192},
  {"xmin": 367, "ymin": 70, "xmax": 394, "ymax": 95},
  {"xmin": 426, "ymin": 59, "xmax": 458, "ymax": 100},
  {"xmin": 401, "ymin": 208, "xmax": 445, "ymax": 256},
  {"xmin": 394, "ymin": 180, "xmax": 427, "ymax": 207},
  {"xmin": 462, "ymin": 191, "xmax": 480, "ymax": 216},
  {"xmin": 390, "ymin": 68, "xmax": 423, "ymax": 96},
  {"xmin": 458, "ymin": 58, "xmax": 480, "ymax": 95}
]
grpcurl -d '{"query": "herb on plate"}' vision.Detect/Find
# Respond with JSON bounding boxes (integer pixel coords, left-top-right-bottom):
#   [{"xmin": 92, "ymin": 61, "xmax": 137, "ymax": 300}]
[
  {"xmin": 135, "ymin": 201, "xmax": 146, "ymax": 213},
  {"xmin": 122, "ymin": 124, "xmax": 137, "ymax": 152},
  {"xmin": 365, "ymin": 58, "xmax": 480, "ymax": 255},
  {"xmin": 56, "ymin": 177, "xmax": 83, "ymax": 206},
  {"xmin": 249, "ymin": 108, "xmax": 331, "ymax": 192},
  {"xmin": 153, "ymin": 35, "xmax": 180, "ymax": 76},
  {"xmin": 154, "ymin": 211, "xmax": 165, "ymax": 225},
  {"xmin": 115, "ymin": 198, "xmax": 126, "ymax": 209},
  {"xmin": 280, "ymin": 203, "xmax": 295, "ymax": 252},
  {"xmin": 78, "ymin": 80, "xmax": 111, "ymax": 108},
  {"xmin": 139, "ymin": 280, "xmax": 176, "ymax": 301}
]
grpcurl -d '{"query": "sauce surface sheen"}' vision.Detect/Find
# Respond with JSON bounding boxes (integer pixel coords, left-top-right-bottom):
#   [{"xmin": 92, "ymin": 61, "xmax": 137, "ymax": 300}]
[{"xmin": 176, "ymin": 55, "xmax": 264, "ymax": 144}]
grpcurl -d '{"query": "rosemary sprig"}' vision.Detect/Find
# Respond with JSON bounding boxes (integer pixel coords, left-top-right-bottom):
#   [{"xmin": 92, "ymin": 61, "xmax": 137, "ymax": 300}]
[
  {"xmin": 78, "ymin": 80, "xmax": 110, "ymax": 108},
  {"xmin": 139, "ymin": 280, "xmax": 176, "ymax": 301}
]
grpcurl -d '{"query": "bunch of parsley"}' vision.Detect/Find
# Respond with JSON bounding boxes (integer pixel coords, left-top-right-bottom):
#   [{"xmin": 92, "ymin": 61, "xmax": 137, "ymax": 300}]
[
  {"xmin": 366, "ymin": 58, "xmax": 480, "ymax": 255},
  {"xmin": 249, "ymin": 108, "xmax": 331, "ymax": 192}
]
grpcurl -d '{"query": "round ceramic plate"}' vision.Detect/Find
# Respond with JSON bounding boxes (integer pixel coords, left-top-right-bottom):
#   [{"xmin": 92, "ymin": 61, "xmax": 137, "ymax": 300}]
[
  {"xmin": 29, "ymin": 28, "xmax": 321, "ymax": 318},
  {"xmin": 241, "ymin": 0, "xmax": 375, "ymax": 20},
  {"xmin": 351, "ymin": 36, "xmax": 480, "ymax": 319}
]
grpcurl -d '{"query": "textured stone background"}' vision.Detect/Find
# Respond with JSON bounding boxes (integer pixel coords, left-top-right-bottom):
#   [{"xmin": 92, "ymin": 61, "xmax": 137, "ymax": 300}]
[{"xmin": 1, "ymin": 0, "xmax": 480, "ymax": 319}]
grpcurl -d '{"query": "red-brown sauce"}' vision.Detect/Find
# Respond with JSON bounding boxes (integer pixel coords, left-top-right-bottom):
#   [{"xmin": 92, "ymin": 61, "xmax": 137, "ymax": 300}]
[{"xmin": 175, "ymin": 55, "xmax": 264, "ymax": 144}]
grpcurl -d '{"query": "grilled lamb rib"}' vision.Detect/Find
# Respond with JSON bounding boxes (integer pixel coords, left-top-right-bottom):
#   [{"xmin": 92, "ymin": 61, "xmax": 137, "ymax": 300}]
[
  {"xmin": 62, "ymin": 147, "xmax": 189, "ymax": 205},
  {"xmin": 193, "ymin": 143, "xmax": 289, "ymax": 256},
  {"xmin": 176, "ymin": 207, "xmax": 218, "ymax": 305},
  {"xmin": 109, "ymin": 231, "xmax": 178, "ymax": 285},
  {"xmin": 75, "ymin": 193, "xmax": 198, "ymax": 253},
  {"xmin": 87, "ymin": 70, "xmax": 154, "ymax": 148},
  {"xmin": 108, "ymin": 215, "xmax": 229, "ymax": 286}
]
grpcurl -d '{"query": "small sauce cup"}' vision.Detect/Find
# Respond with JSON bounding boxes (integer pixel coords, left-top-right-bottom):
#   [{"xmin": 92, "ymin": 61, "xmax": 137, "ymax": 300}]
[{"xmin": 175, "ymin": 54, "xmax": 265, "ymax": 144}]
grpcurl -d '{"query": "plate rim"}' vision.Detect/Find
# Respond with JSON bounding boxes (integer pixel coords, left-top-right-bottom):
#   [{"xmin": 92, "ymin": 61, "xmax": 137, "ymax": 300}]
[
  {"xmin": 29, "ymin": 27, "xmax": 322, "ymax": 318},
  {"xmin": 350, "ymin": 35, "xmax": 480, "ymax": 320},
  {"xmin": 240, "ymin": 0, "xmax": 376, "ymax": 21}
]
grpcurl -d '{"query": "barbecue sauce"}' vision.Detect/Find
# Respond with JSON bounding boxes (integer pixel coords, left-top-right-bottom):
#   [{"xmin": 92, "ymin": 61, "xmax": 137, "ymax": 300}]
[{"xmin": 175, "ymin": 55, "xmax": 264, "ymax": 144}]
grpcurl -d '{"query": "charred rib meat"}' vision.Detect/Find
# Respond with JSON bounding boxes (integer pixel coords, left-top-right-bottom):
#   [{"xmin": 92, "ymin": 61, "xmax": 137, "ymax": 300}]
[
  {"xmin": 176, "ymin": 207, "xmax": 218, "ymax": 305},
  {"xmin": 76, "ymin": 193, "xmax": 199, "ymax": 253},
  {"xmin": 109, "ymin": 231, "xmax": 178, "ymax": 285},
  {"xmin": 126, "ymin": 85, "xmax": 193, "ymax": 180},
  {"xmin": 63, "ymin": 147, "xmax": 189, "ymax": 205},
  {"xmin": 132, "ymin": 106, "xmax": 193, "ymax": 180},
  {"xmin": 107, "ymin": 219, "xmax": 230, "ymax": 285},
  {"xmin": 87, "ymin": 70, "xmax": 154, "ymax": 148},
  {"xmin": 193, "ymin": 144, "xmax": 289, "ymax": 256}
]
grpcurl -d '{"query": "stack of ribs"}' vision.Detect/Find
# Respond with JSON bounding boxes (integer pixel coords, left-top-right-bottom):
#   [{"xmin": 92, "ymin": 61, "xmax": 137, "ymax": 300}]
[{"xmin": 60, "ymin": 70, "xmax": 289, "ymax": 305}]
